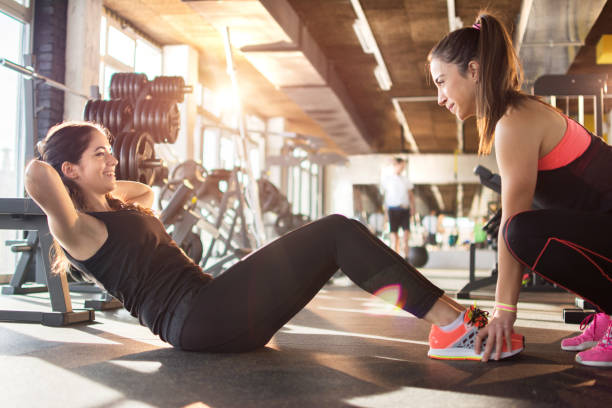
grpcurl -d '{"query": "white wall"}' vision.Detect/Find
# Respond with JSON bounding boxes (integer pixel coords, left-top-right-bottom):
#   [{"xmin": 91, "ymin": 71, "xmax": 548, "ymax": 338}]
[
  {"xmin": 162, "ymin": 45, "xmax": 199, "ymax": 163},
  {"xmin": 64, "ymin": 0, "xmax": 102, "ymax": 120}
]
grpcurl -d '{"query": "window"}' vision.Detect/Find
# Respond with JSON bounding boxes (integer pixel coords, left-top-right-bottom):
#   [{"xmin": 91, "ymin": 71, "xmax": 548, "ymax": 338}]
[
  {"xmin": 99, "ymin": 11, "xmax": 162, "ymax": 98},
  {"xmin": 219, "ymin": 135, "xmax": 235, "ymax": 170},
  {"xmin": 202, "ymin": 127, "xmax": 220, "ymax": 171},
  {"xmin": 135, "ymin": 39, "xmax": 162, "ymax": 79},
  {"xmin": 107, "ymin": 25, "xmax": 135, "ymax": 67},
  {"xmin": 286, "ymin": 147, "xmax": 320, "ymax": 220},
  {"xmin": 0, "ymin": 5, "xmax": 30, "ymax": 278}
]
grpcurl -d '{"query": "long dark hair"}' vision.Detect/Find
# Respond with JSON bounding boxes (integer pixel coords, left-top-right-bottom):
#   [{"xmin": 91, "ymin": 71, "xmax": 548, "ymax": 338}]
[
  {"xmin": 39, "ymin": 121, "xmax": 152, "ymax": 276},
  {"xmin": 428, "ymin": 12, "xmax": 535, "ymax": 154}
]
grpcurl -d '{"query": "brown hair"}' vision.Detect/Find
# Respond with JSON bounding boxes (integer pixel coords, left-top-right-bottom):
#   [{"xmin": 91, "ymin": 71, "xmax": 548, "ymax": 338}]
[
  {"xmin": 40, "ymin": 121, "xmax": 152, "ymax": 277},
  {"xmin": 428, "ymin": 12, "xmax": 534, "ymax": 154}
]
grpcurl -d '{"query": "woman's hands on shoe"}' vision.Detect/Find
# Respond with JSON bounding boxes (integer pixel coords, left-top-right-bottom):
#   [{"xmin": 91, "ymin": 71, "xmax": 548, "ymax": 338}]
[{"xmin": 475, "ymin": 309, "xmax": 517, "ymax": 362}]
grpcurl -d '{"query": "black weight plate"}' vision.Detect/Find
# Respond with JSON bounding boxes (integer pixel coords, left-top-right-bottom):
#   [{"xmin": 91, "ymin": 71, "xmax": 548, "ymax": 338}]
[
  {"xmin": 83, "ymin": 99, "xmax": 94, "ymax": 121},
  {"xmin": 129, "ymin": 74, "xmax": 137, "ymax": 101},
  {"xmin": 151, "ymin": 77, "xmax": 159, "ymax": 98},
  {"xmin": 102, "ymin": 101, "xmax": 112, "ymax": 131},
  {"xmin": 159, "ymin": 77, "xmax": 166, "ymax": 98},
  {"xmin": 137, "ymin": 73, "xmax": 148, "ymax": 100},
  {"xmin": 120, "ymin": 131, "xmax": 134, "ymax": 181},
  {"xmin": 135, "ymin": 99, "xmax": 146, "ymax": 132},
  {"xmin": 128, "ymin": 132, "xmax": 142, "ymax": 181},
  {"xmin": 94, "ymin": 100, "xmax": 104, "ymax": 124},
  {"xmin": 157, "ymin": 77, "xmax": 165, "ymax": 98},
  {"xmin": 120, "ymin": 74, "xmax": 128, "ymax": 100},
  {"xmin": 148, "ymin": 100, "xmax": 159, "ymax": 143},
  {"xmin": 114, "ymin": 131, "xmax": 126, "ymax": 180},
  {"xmin": 155, "ymin": 101, "xmax": 166, "ymax": 143},
  {"xmin": 160, "ymin": 77, "xmax": 167, "ymax": 97},
  {"xmin": 128, "ymin": 133, "xmax": 139, "ymax": 183},
  {"xmin": 119, "ymin": 100, "xmax": 133, "ymax": 132},
  {"xmin": 112, "ymin": 132, "xmax": 124, "ymax": 180},
  {"xmin": 110, "ymin": 100, "xmax": 121, "ymax": 134},
  {"xmin": 112, "ymin": 74, "xmax": 122, "ymax": 99},
  {"xmin": 124, "ymin": 74, "xmax": 132, "ymax": 100},
  {"xmin": 139, "ymin": 133, "xmax": 157, "ymax": 185},
  {"xmin": 130, "ymin": 132, "xmax": 156, "ymax": 185},
  {"xmin": 167, "ymin": 103, "xmax": 180, "ymax": 144},
  {"xmin": 110, "ymin": 73, "xmax": 119, "ymax": 99},
  {"xmin": 132, "ymin": 98, "xmax": 143, "ymax": 131},
  {"xmin": 87, "ymin": 100, "xmax": 99, "ymax": 122},
  {"xmin": 142, "ymin": 99, "xmax": 152, "ymax": 135},
  {"xmin": 175, "ymin": 77, "xmax": 185, "ymax": 103}
]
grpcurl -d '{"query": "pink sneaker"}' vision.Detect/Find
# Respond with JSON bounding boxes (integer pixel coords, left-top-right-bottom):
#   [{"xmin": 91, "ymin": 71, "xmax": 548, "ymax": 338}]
[
  {"xmin": 575, "ymin": 320, "xmax": 612, "ymax": 367},
  {"xmin": 561, "ymin": 313, "xmax": 611, "ymax": 351}
]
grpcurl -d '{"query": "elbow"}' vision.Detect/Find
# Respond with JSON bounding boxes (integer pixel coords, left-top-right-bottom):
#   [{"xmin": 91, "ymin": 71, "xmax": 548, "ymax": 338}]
[
  {"xmin": 24, "ymin": 160, "xmax": 44, "ymax": 195},
  {"xmin": 25, "ymin": 160, "xmax": 56, "ymax": 198},
  {"xmin": 145, "ymin": 188, "xmax": 155, "ymax": 208}
]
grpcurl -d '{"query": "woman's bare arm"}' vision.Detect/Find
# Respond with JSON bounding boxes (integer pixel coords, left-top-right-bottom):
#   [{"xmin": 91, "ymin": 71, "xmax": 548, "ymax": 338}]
[
  {"xmin": 112, "ymin": 180, "xmax": 154, "ymax": 208},
  {"xmin": 475, "ymin": 108, "xmax": 541, "ymax": 361},
  {"xmin": 24, "ymin": 160, "xmax": 82, "ymax": 246}
]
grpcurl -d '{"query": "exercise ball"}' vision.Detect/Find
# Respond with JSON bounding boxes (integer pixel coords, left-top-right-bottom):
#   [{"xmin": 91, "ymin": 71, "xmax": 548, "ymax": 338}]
[{"xmin": 407, "ymin": 246, "xmax": 428, "ymax": 268}]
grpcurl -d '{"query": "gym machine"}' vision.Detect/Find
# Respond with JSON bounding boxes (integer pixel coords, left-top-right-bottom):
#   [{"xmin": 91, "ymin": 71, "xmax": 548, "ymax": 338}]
[
  {"xmin": 457, "ymin": 165, "xmax": 563, "ymax": 299},
  {"xmin": 158, "ymin": 163, "xmax": 254, "ymax": 277},
  {"xmin": 0, "ymin": 198, "xmax": 95, "ymax": 326}
]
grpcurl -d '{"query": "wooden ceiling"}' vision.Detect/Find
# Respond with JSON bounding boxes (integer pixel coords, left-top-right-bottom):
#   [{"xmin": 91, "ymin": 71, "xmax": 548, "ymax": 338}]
[{"xmin": 102, "ymin": 0, "xmax": 611, "ymax": 215}]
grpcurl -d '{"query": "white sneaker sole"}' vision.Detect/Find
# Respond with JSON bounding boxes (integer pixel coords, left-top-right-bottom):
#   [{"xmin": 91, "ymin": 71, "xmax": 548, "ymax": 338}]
[
  {"xmin": 427, "ymin": 345, "xmax": 523, "ymax": 361},
  {"xmin": 575, "ymin": 354, "xmax": 612, "ymax": 367},
  {"xmin": 561, "ymin": 341, "xmax": 597, "ymax": 351}
]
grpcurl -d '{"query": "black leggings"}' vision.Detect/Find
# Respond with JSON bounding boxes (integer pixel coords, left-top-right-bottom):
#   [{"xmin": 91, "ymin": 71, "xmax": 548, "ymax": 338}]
[
  {"xmin": 178, "ymin": 214, "xmax": 444, "ymax": 352},
  {"xmin": 504, "ymin": 209, "xmax": 612, "ymax": 314}
]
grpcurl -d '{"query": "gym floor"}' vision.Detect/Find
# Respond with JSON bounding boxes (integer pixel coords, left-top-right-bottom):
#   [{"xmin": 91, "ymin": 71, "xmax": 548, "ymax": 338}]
[{"xmin": 1, "ymin": 268, "xmax": 611, "ymax": 408}]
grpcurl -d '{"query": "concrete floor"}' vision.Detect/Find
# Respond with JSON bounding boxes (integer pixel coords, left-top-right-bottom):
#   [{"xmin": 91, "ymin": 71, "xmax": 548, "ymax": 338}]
[{"xmin": 1, "ymin": 269, "xmax": 611, "ymax": 408}]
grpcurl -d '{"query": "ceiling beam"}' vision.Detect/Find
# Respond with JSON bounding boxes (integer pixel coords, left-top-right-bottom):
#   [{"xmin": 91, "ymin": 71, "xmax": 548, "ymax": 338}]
[{"xmin": 514, "ymin": 0, "xmax": 535, "ymax": 54}]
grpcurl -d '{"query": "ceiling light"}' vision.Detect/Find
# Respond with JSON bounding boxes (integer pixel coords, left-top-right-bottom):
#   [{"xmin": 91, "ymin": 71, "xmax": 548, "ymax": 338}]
[
  {"xmin": 374, "ymin": 65, "xmax": 392, "ymax": 91},
  {"xmin": 352, "ymin": 19, "xmax": 375, "ymax": 54}
]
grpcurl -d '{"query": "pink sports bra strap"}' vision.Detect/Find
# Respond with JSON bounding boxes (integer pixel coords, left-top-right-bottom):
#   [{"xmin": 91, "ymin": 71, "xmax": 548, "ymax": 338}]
[{"xmin": 538, "ymin": 116, "xmax": 590, "ymax": 171}]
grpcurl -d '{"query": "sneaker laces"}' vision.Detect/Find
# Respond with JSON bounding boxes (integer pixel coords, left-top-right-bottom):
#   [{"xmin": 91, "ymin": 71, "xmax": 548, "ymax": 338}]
[
  {"xmin": 467, "ymin": 304, "xmax": 489, "ymax": 329},
  {"xmin": 579, "ymin": 313, "xmax": 596, "ymax": 331},
  {"xmin": 598, "ymin": 321, "xmax": 612, "ymax": 350}
]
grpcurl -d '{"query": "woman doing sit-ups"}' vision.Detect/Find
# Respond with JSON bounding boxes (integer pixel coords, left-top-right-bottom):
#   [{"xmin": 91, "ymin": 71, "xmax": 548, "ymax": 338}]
[{"xmin": 26, "ymin": 121, "xmax": 523, "ymax": 359}]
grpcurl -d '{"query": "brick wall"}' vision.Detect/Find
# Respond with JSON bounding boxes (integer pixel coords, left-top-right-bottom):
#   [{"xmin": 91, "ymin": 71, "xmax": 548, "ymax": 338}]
[{"xmin": 33, "ymin": 0, "xmax": 68, "ymax": 143}]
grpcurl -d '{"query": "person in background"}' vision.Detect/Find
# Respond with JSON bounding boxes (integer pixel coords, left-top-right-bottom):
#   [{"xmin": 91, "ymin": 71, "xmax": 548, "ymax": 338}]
[
  {"xmin": 473, "ymin": 216, "xmax": 488, "ymax": 248},
  {"xmin": 421, "ymin": 209, "xmax": 439, "ymax": 248},
  {"xmin": 380, "ymin": 157, "xmax": 415, "ymax": 257}
]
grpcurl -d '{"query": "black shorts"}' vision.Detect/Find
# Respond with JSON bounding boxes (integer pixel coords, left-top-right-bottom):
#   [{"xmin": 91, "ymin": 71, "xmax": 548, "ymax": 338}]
[{"xmin": 388, "ymin": 207, "xmax": 411, "ymax": 233}]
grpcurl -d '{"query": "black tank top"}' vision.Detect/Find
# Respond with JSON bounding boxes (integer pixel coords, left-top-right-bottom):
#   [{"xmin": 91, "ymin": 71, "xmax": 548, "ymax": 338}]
[
  {"xmin": 64, "ymin": 209, "xmax": 212, "ymax": 342},
  {"xmin": 535, "ymin": 133, "xmax": 612, "ymax": 213}
]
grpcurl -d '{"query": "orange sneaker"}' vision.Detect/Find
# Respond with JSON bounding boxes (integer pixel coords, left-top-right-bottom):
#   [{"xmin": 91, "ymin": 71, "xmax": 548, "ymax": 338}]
[{"xmin": 427, "ymin": 305, "xmax": 525, "ymax": 360}]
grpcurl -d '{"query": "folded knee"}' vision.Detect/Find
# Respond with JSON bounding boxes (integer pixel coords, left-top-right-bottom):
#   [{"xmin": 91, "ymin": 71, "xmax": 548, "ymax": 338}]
[{"xmin": 503, "ymin": 211, "xmax": 537, "ymax": 260}]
